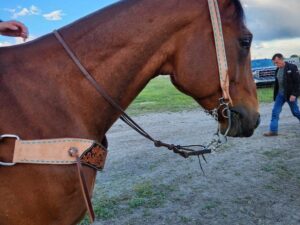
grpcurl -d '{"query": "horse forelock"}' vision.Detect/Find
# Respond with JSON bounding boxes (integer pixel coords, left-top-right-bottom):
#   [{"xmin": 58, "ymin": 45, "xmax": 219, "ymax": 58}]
[
  {"xmin": 213, "ymin": 0, "xmax": 245, "ymax": 30},
  {"xmin": 232, "ymin": 0, "xmax": 245, "ymax": 21}
]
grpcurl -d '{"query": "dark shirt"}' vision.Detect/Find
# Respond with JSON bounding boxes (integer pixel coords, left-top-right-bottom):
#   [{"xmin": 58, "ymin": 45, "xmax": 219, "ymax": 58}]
[{"xmin": 273, "ymin": 62, "xmax": 300, "ymax": 101}]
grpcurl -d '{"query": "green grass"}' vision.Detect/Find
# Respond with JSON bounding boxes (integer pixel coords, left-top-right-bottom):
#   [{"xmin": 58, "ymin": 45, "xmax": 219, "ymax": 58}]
[
  {"xmin": 128, "ymin": 181, "xmax": 168, "ymax": 209},
  {"xmin": 126, "ymin": 76, "xmax": 197, "ymax": 115},
  {"xmin": 202, "ymin": 201, "xmax": 221, "ymax": 211},
  {"xmin": 261, "ymin": 159, "xmax": 293, "ymax": 179},
  {"xmin": 126, "ymin": 76, "xmax": 273, "ymax": 115},
  {"xmin": 78, "ymin": 181, "xmax": 175, "ymax": 224},
  {"xmin": 262, "ymin": 149, "xmax": 284, "ymax": 160},
  {"xmin": 257, "ymin": 86, "xmax": 274, "ymax": 103}
]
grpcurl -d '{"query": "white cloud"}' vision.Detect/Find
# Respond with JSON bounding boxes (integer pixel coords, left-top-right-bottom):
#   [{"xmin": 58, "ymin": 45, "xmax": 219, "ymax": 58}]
[
  {"xmin": 4, "ymin": 5, "xmax": 64, "ymax": 21},
  {"xmin": 242, "ymin": 0, "xmax": 300, "ymax": 40},
  {"xmin": 6, "ymin": 5, "xmax": 41, "ymax": 18},
  {"xmin": 0, "ymin": 35, "xmax": 37, "ymax": 47},
  {"xmin": 0, "ymin": 41, "xmax": 12, "ymax": 47},
  {"xmin": 30, "ymin": 5, "xmax": 40, "ymax": 15},
  {"xmin": 251, "ymin": 38, "xmax": 300, "ymax": 59},
  {"xmin": 15, "ymin": 8, "xmax": 31, "ymax": 17},
  {"xmin": 15, "ymin": 35, "xmax": 37, "ymax": 44},
  {"xmin": 240, "ymin": 0, "xmax": 300, "ymax": 59},
  {"xmin": 43, "ymin": 10, "xmax": 65, "ymax": 21}
]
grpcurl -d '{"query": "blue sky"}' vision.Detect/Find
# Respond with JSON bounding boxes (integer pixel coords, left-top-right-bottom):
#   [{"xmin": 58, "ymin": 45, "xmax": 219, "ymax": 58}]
[
  {"xmin": 1, "ymin": 0, "xmax": 300, "ymax": 59},
  {"xmin": 0, "ymin": 0, "xmax": 118, "ymax": 43}
]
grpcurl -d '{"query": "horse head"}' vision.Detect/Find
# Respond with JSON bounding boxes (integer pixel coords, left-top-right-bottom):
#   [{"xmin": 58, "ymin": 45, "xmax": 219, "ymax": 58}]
[{"xmin": 164, "ymin": 0, "xmax": 260, "ymax": 137}]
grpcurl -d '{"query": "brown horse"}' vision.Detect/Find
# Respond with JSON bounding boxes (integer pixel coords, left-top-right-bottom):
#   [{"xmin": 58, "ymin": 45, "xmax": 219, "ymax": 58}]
[{"xmin": 0, "ymin": 0, "xmax": 259, "ymax": 224}]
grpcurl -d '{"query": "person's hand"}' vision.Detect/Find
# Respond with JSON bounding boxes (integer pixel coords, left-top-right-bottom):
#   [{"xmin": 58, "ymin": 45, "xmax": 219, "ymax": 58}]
[
  {"xmin": 289, "ymin": 95, "xmax": 296, "ymax": 102},
  {"xmin": 0, "ymin": 20, "xmax": 28, "ymax": 41}
]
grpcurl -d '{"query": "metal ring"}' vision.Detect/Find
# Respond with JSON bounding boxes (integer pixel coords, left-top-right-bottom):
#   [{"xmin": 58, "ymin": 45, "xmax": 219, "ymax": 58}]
[
  {"xmin": 0, "ymin": 162, "xmax": 16, "ymax": 166},
  {"xmin": 221, "ymin": 108, "xmax": 230, "ymax": 118},
  {"xmin": 0, "ymin": 134, "xmax": 20, "ymax": 141},
  {"xmin": 0, "ymin": 134, "xmax": 19, "ymax": 166}
]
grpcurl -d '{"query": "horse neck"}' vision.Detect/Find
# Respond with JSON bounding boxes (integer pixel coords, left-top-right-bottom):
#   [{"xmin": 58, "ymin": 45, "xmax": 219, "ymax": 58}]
[{"xmin": 56, "ymin": 0, "xmax": 199, "ymax": 132}]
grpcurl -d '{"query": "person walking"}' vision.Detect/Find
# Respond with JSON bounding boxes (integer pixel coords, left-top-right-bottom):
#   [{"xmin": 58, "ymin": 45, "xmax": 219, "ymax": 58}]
[{"xmin": 264, "ymin": 53, "xmax": 300, "ymax": 136}]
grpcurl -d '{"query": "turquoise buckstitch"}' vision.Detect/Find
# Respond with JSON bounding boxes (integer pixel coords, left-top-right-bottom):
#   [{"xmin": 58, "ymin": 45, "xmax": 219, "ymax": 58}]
[
  {"xmin": 21, "ymin": 139, "xmax": 93, "ymax": 145},
  {"xmin": 20, "ymin": 159, "xmax": 75, "ymax": 163}
]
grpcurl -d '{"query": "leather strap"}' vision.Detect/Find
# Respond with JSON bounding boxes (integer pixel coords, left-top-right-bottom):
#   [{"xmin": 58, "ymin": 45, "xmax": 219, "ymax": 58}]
[
  {"xmin": 207, "ymin": 0, "xmax": 233, "ymax": 105},
  {"xmin": 10, "ymin": 137, "xmax": 108, "ymax": 171},
  {"xmin": 13, "ymin": 138, "xmax": 94, "ymax": 164},
  {"xmin": 69, "ymin": 147, "xmax": 95, "ymax": 224},
  {"xmin": 53, "ymin": 30, "xmax": 212, "ymax": 159}
]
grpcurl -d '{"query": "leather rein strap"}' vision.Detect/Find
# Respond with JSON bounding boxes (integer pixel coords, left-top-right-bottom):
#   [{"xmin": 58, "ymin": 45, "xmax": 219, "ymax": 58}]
[
  {"xmin": 69, "ymin": 147, "xmax": 95, "ymax": 223},
  {"xmin": 54, "ymin": 30, "xmax": 211, "ymax": 159},
  {"xmin": 53, "ymin": 0, "xmax": 232, "ymax": 157}
]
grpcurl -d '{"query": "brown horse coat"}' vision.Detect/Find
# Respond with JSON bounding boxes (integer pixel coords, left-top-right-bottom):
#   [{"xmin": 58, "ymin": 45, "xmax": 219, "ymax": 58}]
[{"xmin": 0, "ymin": 0, "xmax": 259, "ymax": 224}]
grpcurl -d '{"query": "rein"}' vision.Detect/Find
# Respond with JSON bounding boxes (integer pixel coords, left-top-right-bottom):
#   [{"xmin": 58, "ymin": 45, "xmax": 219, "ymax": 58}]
[
  {"xmin": 52, "ymin": 0, "xmax": 232, "ymax": 159},
  {"xmin": 54, "ymin": 30, "xmax": 213, "ymax": 159}
]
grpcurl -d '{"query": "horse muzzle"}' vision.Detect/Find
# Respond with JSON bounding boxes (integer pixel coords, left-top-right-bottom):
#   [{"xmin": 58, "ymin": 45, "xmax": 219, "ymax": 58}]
[{"xmin": 221, "ymin": 106, "xmax": 260, "ymax": 137}]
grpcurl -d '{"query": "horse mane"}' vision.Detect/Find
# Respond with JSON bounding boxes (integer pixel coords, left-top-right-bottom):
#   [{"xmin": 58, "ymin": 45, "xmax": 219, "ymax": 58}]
[{"xmin": 232, "ymin": 0, "xmax": 245, "ymax": 21}]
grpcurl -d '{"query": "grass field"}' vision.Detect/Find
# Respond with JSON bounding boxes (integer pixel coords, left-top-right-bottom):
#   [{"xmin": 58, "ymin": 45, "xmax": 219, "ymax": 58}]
[{"xmin": 126, "ymin": 76, "xmax": 273, "ymax": 115}]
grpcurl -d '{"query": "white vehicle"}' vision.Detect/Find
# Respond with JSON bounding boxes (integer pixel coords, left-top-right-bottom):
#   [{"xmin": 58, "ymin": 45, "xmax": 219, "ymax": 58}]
[
  {"xmin": 251, "ymin": 57, "xmax": 300, "ymax": 87},
  {"xmin": 252, "ymin": 59, "xmax": 276, "ymax": 86}
]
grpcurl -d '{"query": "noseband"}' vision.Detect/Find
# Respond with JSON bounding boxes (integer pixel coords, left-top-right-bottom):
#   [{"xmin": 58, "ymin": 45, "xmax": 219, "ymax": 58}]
[{"xmin": 52, "ymin": 0, "xmax": 232, "ymax": 159}]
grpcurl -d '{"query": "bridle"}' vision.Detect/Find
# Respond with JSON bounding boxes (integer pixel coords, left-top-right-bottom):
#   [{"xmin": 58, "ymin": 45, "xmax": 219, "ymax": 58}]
[
  {"xmin": 208, "ymin": 0, "xmax": 233, "ymax": 105},
  {"xmin": 52, "ymin": 0, "xmax": 233, "ymax": 160},
  {"xmin": 0, "ymin": 1, "xmax": 233, "ymax": 224},
  {"xmin": 0, "ymin": 0, "xmax": 231, "ymax": 163}
]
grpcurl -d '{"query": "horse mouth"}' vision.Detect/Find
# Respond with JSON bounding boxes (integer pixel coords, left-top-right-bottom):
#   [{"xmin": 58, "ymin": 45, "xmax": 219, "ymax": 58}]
[{"xmin": 220, "ymin": 108, "xmax": 260, "ymax": 137}]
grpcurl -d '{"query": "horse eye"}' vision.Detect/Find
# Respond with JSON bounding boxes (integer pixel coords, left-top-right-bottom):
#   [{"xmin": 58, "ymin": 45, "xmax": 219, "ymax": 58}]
[{"xmin": 239, "ymin": 35, "xmax": 252, "ymax": 49}]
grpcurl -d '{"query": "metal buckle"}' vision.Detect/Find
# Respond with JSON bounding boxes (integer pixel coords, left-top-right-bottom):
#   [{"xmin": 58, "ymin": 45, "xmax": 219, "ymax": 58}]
[
  {"xmin": 0, "ymin": 134, "xmax": 20, "ymax": 141},
  {"xmin": 0, "ymin": 134, "xmax": 20, "ymax": 166}
]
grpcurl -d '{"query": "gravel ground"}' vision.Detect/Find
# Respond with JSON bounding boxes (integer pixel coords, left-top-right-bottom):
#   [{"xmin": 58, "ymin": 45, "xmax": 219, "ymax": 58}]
[{"xmin": 91, "ymin": 103, "xmax": 300, "ymax": 225}]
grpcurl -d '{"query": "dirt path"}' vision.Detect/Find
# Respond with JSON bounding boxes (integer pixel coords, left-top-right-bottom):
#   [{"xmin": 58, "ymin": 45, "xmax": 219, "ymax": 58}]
[{"xmin": 91, "ymin": 103, "xmax": 300, "ymax": 225}]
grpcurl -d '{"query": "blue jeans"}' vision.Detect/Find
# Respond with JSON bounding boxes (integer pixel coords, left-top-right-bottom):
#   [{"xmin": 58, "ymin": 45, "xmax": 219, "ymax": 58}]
[{"xmin": 270, "ymin": 92, "xmax": 300, "ymax": 132}]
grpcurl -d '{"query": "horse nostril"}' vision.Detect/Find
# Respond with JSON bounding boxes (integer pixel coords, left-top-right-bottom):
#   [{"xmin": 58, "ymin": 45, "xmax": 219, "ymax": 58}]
[{"xmin": 255, "ymin": 114, "xmax": 261, "ymax": 128}]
